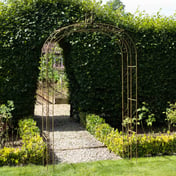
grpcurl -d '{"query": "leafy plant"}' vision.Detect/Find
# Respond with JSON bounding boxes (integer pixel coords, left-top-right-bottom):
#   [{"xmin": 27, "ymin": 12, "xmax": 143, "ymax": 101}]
[
  {"xmin": 18, "ymin": 118, "xmax": 46, "ymax": 165},
  {"xmin": 86, "ymin": 114, "xmax": 105, "ymax": 135},
  {"xmin": 164, "ymin": 102, "xmax": 176, "ymax": 131},
  {"xmin": 18, "ymin": 118, "xmax": 40, "ymax": 139},
  {"xmin": 137, "ymin": 102, "xmax": 156, "ymax": 131},
  {"xmin": 21, "ymin": 134, "xmax": 46, "ymax": 165},
  {"xmin": 95, "ymin": 123, "xmax": 113, "ymax": 143},
  {"xmin": 122, "ymin": 116, "xmax": 139, "ymax": 130},
  {"xmin": 0, "ymin": 101, "xmax": 14, "ymax": 148},
  {"xmin": 0, "ymin": 101, "xmax": 14, "ymax": 120},
  {"xmin": 0, "ymin": 147, "xmax": 22, "ymax": 166},
  {"xmin": 38, "ymin": 52, "xmax": 62, "ymax": 83},
  {"xmin": 0, "ymin": 118, "xmax": 46, "ymax": 166}
]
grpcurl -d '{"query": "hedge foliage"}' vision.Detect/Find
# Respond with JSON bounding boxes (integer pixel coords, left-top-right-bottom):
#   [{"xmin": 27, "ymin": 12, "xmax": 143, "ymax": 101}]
[
  {"xmin": 65, "ymin": 32, "xmax": 122, "ymax": 126},
  {"xmin": 0, "ymin": 0, "xmax": 117, "ymax": 123},
  {"xmin": 0, "ymin": 0, "xmax": 176, "ymax": 126},
  {"xmin": 129, "ymin": 14, "xmax": 176, "ymax": 124},
  {"xmin": 0, "ymin": 118, "xmax": 46, "ymax": 166},
  {"xmin": 85, "ymin": 113, "xmax": 176, "ymax": 158}
]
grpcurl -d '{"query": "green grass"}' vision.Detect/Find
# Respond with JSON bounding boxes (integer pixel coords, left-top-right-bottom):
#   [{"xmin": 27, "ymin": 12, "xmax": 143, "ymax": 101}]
[{"xmin": 1, "ymin": 156, "xmax": 176, "ymax": 176}]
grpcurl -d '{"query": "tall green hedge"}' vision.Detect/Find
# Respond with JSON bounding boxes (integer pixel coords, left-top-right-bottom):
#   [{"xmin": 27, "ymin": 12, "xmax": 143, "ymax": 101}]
[
  {"xmin": 62, "ymin": 32, "xmax": 122, "ymax": 126},
  {"xmin": 0, "ymin": 0, "xmax": 176, "ymax": 127},
  {"xmin": 124, "ymin": 14, "xmax": 176, "ymax": 124},
  {"xmin": 0, "ymin": 0, "xmax": 109, "ymax": 122},
  {"xmin": 61, "ymin": 12, "xmax": 176, "ymax": 126}
]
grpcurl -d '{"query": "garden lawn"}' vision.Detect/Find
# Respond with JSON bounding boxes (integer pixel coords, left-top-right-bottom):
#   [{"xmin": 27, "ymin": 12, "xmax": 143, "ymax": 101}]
[{"xmin": 0, "ymin": 156, "xmax": 176, "ymax": 176}]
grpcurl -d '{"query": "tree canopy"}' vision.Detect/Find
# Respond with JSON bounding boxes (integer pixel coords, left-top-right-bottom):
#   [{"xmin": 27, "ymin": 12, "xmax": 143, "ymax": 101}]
[{"xmin": 106, "ymin": 0, "xmax": 125, "ymax": 11}]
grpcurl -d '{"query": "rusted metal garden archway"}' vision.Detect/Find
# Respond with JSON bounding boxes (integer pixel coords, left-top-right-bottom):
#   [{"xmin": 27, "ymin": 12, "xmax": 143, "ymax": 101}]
[{"xmin": 40, "ymin": 22, "xmax": 138, "ymax": 164}]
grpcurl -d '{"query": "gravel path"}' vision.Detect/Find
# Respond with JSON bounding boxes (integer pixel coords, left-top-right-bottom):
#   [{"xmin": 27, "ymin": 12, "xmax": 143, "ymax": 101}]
[{"xmin": 34, "ymin": 104, "xmax": 121, "ymax": 164}]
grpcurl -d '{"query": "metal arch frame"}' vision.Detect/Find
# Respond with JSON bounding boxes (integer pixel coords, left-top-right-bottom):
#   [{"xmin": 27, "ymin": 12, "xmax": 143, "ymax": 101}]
[{"xmin": 40, "ymin": 22, "xmax": 138, "ymax": 164}]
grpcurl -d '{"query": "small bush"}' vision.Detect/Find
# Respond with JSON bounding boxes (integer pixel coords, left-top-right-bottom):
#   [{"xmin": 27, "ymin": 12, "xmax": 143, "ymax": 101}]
[
  {"xmin": 22, "ymin": 134, "xmax": 46, "ymax": 165},
  {"xmin": 18, "ymin": 118, "xmax": 40, "ymax": 139},
  {"xmin": 0, "ymin": 101, "xmax": 14, "ymax": 148},
  {"xmin": 86, "ymin": 114, "xmax": 105, "ymax": 135},
  {"xmin": 95, "ymin": 123, "xmax": 113, "ymax": 143},
  {"xmin": 0, "ymin": 118, "xmax": 46, "ymax": 166},
  {"xmin": 79, "ymin": 112, "xmax": 87, "ymax": 127},
  {"xmin": 19, "ymin": 118, "xmax": 46, "ymax": 165},
  {"xmin": 165, "ymin": 102, "xmax": 176, "ymax": 131},
  {"xmin": 0, "ymin": 147, "xmax": 22, "ymax": 166}
]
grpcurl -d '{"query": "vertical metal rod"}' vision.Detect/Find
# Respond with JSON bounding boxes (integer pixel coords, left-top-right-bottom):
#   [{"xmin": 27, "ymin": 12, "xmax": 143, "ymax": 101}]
[
  {"xmin": 52, "ymin": 100, "xmax": 55, "ymax": 170},
  {"xmin": 120, "ymin": 42, "xmax": 125, "ymax": 158},
  {"xmin": 40, "ymin": 48, "xmax": 46, "ymax": 166},
  {"xmin": 121, "ymin": 43, "xmax": 124, "ymax": 134},
  {"xmin": 125, "ymin": 42, "xmax": 130, "ymax": 158},
  {"xmin": 129, "ymin": 42, "xmax": 133, "ymax": 159},
  {"xmin": 135, "ymin": 46, "xmax": 138, "ymax": 162},
  {"xmin": 124, "ymin": 33, "xmax": 138, "ymax": 159},
  {"xmin": 41, "ymin": 58, "xmax": 45, "ymax": 166},
  {"xmin": 46, "ymin": 49, "xmax": 50, "ymax": 170},
  {"xmin": 52, "ymin": 45, "xmax": 55, "ymax": 171}
]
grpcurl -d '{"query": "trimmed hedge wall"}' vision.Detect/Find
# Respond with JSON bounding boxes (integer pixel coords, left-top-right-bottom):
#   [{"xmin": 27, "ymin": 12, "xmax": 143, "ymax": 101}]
[
  {"xmin": 0, "ymin": 0, "xmax": 176, "ymax": 126},
  {"xmin": 0, "ymin": 0, "xmax": 118, "ymax": 124},
  {"xmin": 63, "ymin": 32, "xmax": 122, "ymax": 126},
  {"xmin": 122, "ymin": 14, "xmax": 176, "ymax": 124},
  {"xmin": 84, "ymin": 113, "xmax": 176, "ymax": 158},
  {"xmin": 63, "ymin": 13, "xmax": 176, "ymax": 126}
]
